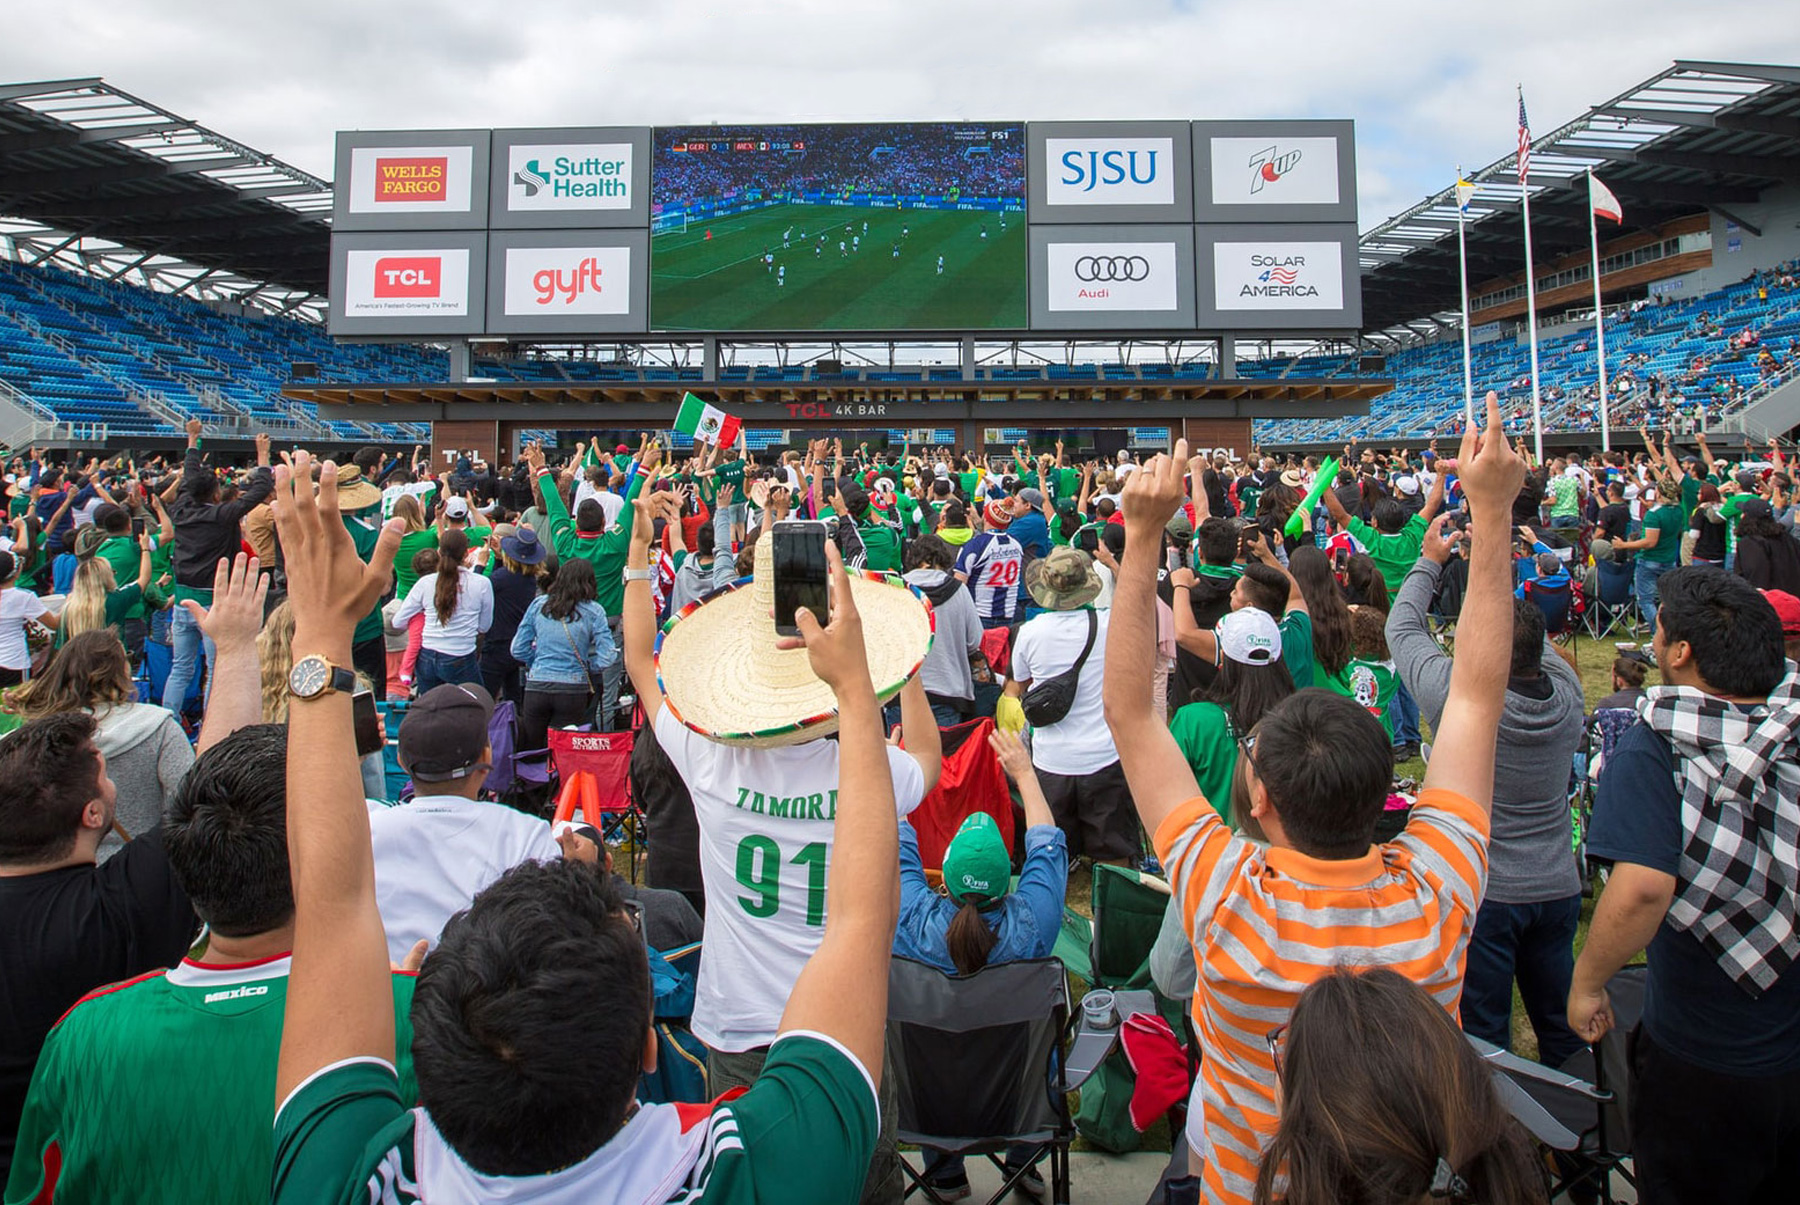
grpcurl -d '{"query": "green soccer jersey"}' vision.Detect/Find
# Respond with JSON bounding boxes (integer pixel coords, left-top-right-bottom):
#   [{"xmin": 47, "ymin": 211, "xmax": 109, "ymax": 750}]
[
  {"xmin": 1324, "ymin": 657, "xmax": 1398, "ymax": 738},
  {"xmin": 4, "ymin": 957, "xmax": 418, "ymax": 1205},
  {"xmin": 1346, "ymin": 513, "xmax": 1428, "ymax": 593},
  {"xmin": 271, "ymin": 1032, "xmax": 876, "ymax": 1205},
  {"xmin": 1166, "ymin": 700, "xmax": 1238, "ymax": 824}
]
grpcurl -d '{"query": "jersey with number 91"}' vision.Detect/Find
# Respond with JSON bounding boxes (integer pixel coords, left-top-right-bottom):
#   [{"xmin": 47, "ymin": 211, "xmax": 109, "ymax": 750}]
[{"xmin": 650, "ymin": 708, "xmax": 926, "ymax": 1053}]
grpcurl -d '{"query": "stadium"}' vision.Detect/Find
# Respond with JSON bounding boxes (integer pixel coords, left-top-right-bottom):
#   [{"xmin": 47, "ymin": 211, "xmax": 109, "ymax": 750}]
[{"xmin": 7, "ymin": 44, "xmax": 1800, "ymax": 1205}]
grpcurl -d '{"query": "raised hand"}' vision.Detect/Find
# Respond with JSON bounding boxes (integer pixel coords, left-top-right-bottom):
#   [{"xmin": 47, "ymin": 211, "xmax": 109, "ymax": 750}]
[
  {"xmin": 1423, "ymin": 513, "xmax": 1464, "ymax": 565},
  {"xmin": 180, "ymin": 552, "xmax": 269, "ymax": 655},
  {"xmin": 271, "ymin": 451, "xmax": 403, "ymax": 648},
  {"xmin": 1119, "ymin": 438, "xmax": 1191, "ymax": 536},
  {"xmin": 776, "ymin": 540, "xmax": 869, "ymax": 693},
  {"xmin": 1456, "ymin": 391, "xmax": 1527, "ymax": 521}
]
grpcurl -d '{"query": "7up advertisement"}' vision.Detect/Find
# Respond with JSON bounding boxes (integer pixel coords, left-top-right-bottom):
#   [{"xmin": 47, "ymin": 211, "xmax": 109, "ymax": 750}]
[{"xmin": 507, "ymin": 142, "xmax": 634, "ymax": 211}]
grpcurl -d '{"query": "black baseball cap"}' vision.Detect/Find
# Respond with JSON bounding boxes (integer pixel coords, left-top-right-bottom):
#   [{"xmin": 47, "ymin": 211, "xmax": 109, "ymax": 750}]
[{"xmin": 398, "ymin": 683, "xmax": 495, "ymax": 783}]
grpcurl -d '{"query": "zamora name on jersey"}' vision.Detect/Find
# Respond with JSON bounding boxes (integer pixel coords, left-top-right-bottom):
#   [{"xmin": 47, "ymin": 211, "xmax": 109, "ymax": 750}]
[{"xmin": 732, "ymin": 787, "xmax": 840, "ymax": 820}]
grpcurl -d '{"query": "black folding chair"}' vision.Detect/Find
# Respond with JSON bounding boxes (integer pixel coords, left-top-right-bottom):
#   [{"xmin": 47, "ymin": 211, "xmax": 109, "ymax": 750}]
[
  {"xmin": 1477, "ymin": 966, "xmax": 1645, "ymax": 1203},
  {"xmin": 888, "ymin": 956, "xmax": 1082, "ymax": 1205},
  {"xmin": 1583, "ymin": 556, "xmax": 1637, "ymax": 640}
]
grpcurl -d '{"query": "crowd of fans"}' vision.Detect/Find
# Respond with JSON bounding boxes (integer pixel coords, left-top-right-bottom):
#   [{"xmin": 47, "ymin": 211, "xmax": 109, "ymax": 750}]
[
  {"xmin": 0, "ymin": 390, "xmax": 1795, "ymax": 1204},
  {"xmin": 654, "ymin": 124, "xmax": 1026, "ymax": 210}
]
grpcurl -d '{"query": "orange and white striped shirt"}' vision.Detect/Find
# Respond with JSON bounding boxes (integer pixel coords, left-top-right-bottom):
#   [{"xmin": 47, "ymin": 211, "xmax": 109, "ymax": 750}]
[{"xmin": 1154, "ymin": 788, "xmax": 1490, "ymax": 1205}]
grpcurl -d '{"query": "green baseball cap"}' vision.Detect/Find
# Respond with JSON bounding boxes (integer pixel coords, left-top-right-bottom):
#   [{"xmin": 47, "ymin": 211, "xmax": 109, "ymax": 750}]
[{"xmin": 941, "ymin": 813, "xmax": 1012, "ymax": 904}]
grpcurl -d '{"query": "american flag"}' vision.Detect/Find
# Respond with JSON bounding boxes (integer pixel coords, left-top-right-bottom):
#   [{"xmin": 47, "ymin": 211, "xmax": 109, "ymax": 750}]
[{"xmin": 1517, "ymin": 92, "xmax": 1532, "ymax": 183}]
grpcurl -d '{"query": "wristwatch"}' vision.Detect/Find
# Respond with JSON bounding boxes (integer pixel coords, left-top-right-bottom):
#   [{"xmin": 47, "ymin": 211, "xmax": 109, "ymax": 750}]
[
  {"xmin": 622, "ymin": 567, "xmax": 654, "ymax": 583},
  {"xmin": 288, "ymin": 655, "xmax": 356, "ymax": 701}
]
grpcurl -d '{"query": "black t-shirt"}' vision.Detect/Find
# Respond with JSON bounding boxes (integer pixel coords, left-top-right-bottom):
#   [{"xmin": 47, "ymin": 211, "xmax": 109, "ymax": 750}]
[
  {"xmin": 1512, "ymin": 474, "xmax": 1546, "ymax": 527},
  {"xmin": 0, "ymin": 828, "xmax": 196, "ymax": 1177},
  {"xmin": 1596, "ymin": 502, "xmax": 1630, "ymax": 542},
  {"xmin": 1159, "ymin": 569, "xmax": 1237, "ymax": 713},
  {"xmin": 1690, "ymin": 511, "xmax": 1728, "ymax": 562},
  {"xmin": 1588, "ymin": 720, "xmax": 1800, "ymax": 1075}
]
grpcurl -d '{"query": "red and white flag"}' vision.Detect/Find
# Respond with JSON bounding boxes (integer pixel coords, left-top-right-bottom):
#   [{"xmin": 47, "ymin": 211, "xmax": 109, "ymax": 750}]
[{"xmin": 1589, "ymin": 173, "xmax": 1623, "ymax": 224}]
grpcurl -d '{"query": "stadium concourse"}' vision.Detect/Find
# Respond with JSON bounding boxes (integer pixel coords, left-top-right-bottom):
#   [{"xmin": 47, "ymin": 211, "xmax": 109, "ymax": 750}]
[{"xmin": 7, "ymin": 63, "xmax": 1800, "ymax": 1205}]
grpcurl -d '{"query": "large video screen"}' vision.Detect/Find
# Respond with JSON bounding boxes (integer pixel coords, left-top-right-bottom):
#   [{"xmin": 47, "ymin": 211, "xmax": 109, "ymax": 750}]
[{"xmin": 651, "ymin": 123, "xmax": 1026, "ymax": 332}]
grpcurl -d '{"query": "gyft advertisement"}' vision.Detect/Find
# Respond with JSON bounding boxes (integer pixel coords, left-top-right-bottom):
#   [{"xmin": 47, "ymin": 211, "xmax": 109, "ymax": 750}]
[
  {"xmin": 341, "ymin": 248, "xmax": 472, "ymax": 316},
  {"xmin": 345, "ymin": 145, "xmax": 477, "ymax": 215},
  {"xmin": 501, "ymin": 245, "xmax": 632, "ymax": 315},
  {"xmin": 1044, "ymin": 242, "xmax": 1180, "ymax": 312},
  {"xmin": 1212, "ymin": 240, "xmax": 1345, "ymax": 311}
]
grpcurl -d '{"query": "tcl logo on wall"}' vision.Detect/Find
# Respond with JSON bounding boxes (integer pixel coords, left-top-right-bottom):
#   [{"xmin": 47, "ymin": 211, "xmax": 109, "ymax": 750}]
[
  {"xmin": 342, "ymin": 249, "xmax": 471, "ymax": 316},
  {"xmin": 1044, "ymin": 138, "xmax": 1175, "ymax": 207},
  {"xmin": 1045, "ymin": 242, "xmax": 1178, "ymax": 312},
  {"xmin": 502, "ymin": 246, "xmax": 632, "ymax": 315},
  {"xmin": 1208, "ymin": 137, "xmax": 1340, "ymax": 206},
  {"xmin": 1213, "ymin": 241, "xmax": 1344, "ymax": 311},
  {"xmin": 507, "ymin": 143, "xmax": 634, "ymax": 211},
  {"xmin": 347, "ymin": 145, "xmax": 476, "ymax": 213}
]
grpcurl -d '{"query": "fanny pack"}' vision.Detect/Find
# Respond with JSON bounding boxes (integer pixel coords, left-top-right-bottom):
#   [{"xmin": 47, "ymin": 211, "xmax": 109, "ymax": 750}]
[{"xmin": 1022, "ymin": 610, "xmax": 1097, "ymax": 728}]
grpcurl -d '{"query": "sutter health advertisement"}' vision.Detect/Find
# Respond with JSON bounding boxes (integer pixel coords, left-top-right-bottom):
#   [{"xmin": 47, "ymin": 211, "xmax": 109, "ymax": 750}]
[
  {"xmin": 342, "ymin": 249, "xmax": 471, "ymax": 316},
  {"xmin": 1213, "ymin": 241, "xmax": 1344, "ymax": 311},
  {"xmin": 347, "ymin": 145, "xmax": 476, "ymax": 214},
  {"xmin": 503, "ymin": 246, "xmax": 632, "ymax": 315},
  {"xmin": 1045, "ymin": 242, "xmax": 1179, "ymax": 311},
  {"xmin": 508, "ymin": 144, "xmax": 634, "ymax": 211}
]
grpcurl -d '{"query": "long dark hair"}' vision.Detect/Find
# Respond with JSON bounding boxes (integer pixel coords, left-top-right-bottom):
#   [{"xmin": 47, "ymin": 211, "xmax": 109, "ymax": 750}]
[
  {"xmin": 1205, "ymin": 654, "xmax": 1295, "ymax": 737},
  {"xmin": 945, "ymin": 901, "xmax": 999, "ymax": 975},
  {"xmin": 1254, "ymin": 968, "xmax": 1546, "ymax": 1205},
  {"xmin": 543, "ymin": 557, "xmax": 598, "ymax": 621},
  {"xmin": 1345, "ymin": 554, "xmax": 1390, "ymax": 613},
  {"xmin": 1289, "ymin": 546, "xmax": 1352, "ymax": 677},
  {"xmin": 434, "ymin": 529, "xmax": 471, "ymax": 626}
]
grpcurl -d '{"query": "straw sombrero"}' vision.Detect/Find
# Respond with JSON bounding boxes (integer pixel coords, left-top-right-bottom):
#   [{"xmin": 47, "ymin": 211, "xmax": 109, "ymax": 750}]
[{"xmin": 653, "ymin": 536, "xmax": 935, "ymax": 747}]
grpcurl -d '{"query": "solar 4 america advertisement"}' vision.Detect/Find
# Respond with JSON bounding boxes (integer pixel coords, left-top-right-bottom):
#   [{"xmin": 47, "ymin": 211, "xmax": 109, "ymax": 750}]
[{"xmin": 328, "ymin": 120, "xmax": 1357, "ymax": 337}]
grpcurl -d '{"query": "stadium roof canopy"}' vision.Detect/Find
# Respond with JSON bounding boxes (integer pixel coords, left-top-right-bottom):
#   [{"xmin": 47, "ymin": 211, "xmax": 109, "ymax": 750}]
[
  {"xmin": 0, "ymin": 78, "xmax": 330, "ymax": 319},
  {"xmin": 1359, "ymin": 60, "xmax": 1800, "ymax": 344}
]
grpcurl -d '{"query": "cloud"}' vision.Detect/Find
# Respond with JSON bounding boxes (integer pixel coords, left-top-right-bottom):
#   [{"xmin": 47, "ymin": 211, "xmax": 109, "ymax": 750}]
[{"xmin": 4, "ymin": 1, "xmax": 1798, "ymax": 231}]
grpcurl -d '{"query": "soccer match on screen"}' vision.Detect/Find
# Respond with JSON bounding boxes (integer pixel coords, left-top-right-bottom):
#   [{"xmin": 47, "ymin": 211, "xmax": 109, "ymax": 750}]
[{"xmin": 651, "ymin": 123, "xmax": 1027, "ymax": 331}]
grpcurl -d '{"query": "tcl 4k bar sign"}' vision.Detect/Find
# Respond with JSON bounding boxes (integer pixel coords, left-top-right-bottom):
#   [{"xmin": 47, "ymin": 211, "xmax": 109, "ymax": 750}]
[
  {"xmin": 347, "ymin": 145, "xmax": 476, "ymax": 214},
  {"xmin": 342, "ymin": 249, "xmax": 471, "ymax": 316}
]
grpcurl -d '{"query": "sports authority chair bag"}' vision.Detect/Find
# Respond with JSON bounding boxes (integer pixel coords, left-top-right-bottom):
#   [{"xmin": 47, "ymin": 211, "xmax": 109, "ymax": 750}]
[{"xmin": 904, "ymin": 717, "xmax": 1014, "ymax": 871}]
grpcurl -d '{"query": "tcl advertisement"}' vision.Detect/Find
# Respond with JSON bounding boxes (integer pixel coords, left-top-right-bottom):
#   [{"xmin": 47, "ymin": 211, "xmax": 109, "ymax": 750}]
[
  {"xmin": 1212, "ymin": 240, "xmax": 1345, "ymax": 311},
  {"xmin": 1044, "ymin": 241, "xmax": 1179, "ymax": 312},
  {"xmin": 341, "ymin": 249, "xmax": 472, "ymax": 317},
  {"xmin": 1208, "ymin": 136, "xmax": 1342, "ymax": 207},
  {"xmin": 502, "ymin": 246, "xmax": 632, "ymax": 316},
  {"xmin": 346, "ymin": 145, "xmax": 477, "ymax": 215}
]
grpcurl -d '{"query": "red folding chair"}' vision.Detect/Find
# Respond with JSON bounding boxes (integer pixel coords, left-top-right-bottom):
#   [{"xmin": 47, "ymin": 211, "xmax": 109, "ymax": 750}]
[{"xmin": 548, "ymin": 728, "xmax": 642, "ymax": 879}]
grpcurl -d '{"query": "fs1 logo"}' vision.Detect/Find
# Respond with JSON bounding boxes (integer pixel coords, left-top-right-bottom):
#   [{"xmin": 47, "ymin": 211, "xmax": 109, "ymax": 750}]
[
  {"xmin": 372, "ymin": 157, "xmax": 448, "ymax": 202},
  {"xmin": 1247, "ymin": 146, "xmax": 1302, "ymax": 194},
  {"xmin": 371, "ymin": 257, "xmax": 443, "ymax": 298},
  {"xmin": 1043, "ymin": 137, "xmax": 1175, "ymax": 206}
]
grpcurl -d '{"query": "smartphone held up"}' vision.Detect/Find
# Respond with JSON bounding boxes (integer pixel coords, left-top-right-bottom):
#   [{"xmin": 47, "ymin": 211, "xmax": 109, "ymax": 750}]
[{"xmin": 771, "ymin": 519, "xmax": 829, "ymax": 638}]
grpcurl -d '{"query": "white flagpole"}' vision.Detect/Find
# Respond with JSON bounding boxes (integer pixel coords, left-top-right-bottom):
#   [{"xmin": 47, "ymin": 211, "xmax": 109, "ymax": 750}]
[
  {"xmin": 1457, "ymin": 169, "xmax": 1475, "ymax": 428},
  {"xmin": 1520, "ymin": 171, "xmax": 1545, "ymax": 461},
  {"xmin": 1588, "ymin": 170, "xmax": 1611, "ymax": 454}
]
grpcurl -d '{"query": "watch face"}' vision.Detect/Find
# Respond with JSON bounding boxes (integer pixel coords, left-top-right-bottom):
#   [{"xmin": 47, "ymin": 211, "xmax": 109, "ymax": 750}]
[{"xmin": 289, "ymin": 656, "xmax": 329, "ymax": 698}]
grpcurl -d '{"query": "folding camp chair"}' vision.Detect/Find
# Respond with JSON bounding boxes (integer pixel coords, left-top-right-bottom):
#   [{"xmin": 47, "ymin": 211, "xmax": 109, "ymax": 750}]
[
  {"xmin": 1479, "ymin": 966, "xmax": 1645, "ymax": 1204},
  {"xmin": 546, "ymin": 727, "xmax": 643, "ymax": 878},
  {"xmin": 1523, "ymin": 577, "xmax": 1577, "ymax": 645},
  {"xmin": 888, "ymin": 956, "xmax": 1083, "ymax": 1205},
  {"xmin": 1583, "ymin": 556, "xmax": 1637, "ymax": 640}
]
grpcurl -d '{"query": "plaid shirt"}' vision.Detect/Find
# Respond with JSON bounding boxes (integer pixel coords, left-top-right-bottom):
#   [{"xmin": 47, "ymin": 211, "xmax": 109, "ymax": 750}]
[{"xmin": 1642, "ymin": 667, "xmax": 1800, "ymax": 997}]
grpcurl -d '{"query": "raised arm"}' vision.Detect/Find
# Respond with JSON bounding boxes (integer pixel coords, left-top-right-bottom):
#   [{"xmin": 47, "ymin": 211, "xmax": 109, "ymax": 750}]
[
  {"xmin": 776, "ymin": 542, "xmax": 899, "ymax": 1080},
  {"xmin": 1421, "ymin": 392, "xmax": 1526, "ymax": 811},
  {"xmin": 895, "ymin": 674, "xmax": 942, "ymax": 795},
  {"xmin": 271, "ymin": 453, "xmax": 404, "ymax": 1106},
  {"xmin": 1104, "ymin": 442, "xmax": 1205, "ymax": 836},
  {"xmin": 622, "ymin": 489, "xmax": 684, "ymax": 732},
  {"xmin": 1420, "ymin": 464, "xmax": 1448, "ymax": 522},
  {"xmin": 188, "ymin": 552, "xmax": 272, "ymax": 754}
]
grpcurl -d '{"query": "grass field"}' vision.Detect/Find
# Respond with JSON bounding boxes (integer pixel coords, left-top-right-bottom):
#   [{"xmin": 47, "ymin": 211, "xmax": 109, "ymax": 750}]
[{"xmin": 651, "ymin": 202, "xmax": 1027, "ymax": 331}]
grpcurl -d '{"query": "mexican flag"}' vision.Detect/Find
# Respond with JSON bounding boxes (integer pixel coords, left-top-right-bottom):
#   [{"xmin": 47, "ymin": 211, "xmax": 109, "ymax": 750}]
[{"xmin": 674, "ymin": 392, "xmax": 741, "ymax": 447}]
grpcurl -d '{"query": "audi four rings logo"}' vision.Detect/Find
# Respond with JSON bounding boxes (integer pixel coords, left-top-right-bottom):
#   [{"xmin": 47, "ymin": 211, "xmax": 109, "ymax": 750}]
[{"xmin": 1074, "ymin": 255, "xmax": 1151, "ymax": 282}]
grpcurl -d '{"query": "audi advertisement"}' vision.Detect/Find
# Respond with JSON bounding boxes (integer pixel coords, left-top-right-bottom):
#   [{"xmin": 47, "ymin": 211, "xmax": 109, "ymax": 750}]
[
  {"xmin": 327, "ymin": 119, "xmax": 1356, "ymax": 337},
  {"xmin": 1029, "ymin": 225, "xmax": 1195, "ymax": 330}
]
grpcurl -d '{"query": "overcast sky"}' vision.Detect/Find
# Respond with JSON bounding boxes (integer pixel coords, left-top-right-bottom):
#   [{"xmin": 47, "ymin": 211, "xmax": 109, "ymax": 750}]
[{"xmin": 5, "ymin": 1, "xmax": 1798, "ymax": 230}]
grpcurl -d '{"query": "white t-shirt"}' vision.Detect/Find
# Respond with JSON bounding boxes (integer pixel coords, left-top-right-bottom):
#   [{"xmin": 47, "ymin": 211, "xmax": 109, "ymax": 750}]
[
  {"xmin": 1010, "ymin": 608, "xmax": 1118, "ymax": 776},
  {"xmin": 0, "ymin": 587, "xmax": 50, "ymax": 671},
  {"xmin": 653, "ymin": 706, "xmax": 926, "ymax": 1052},
  {"xmin": 381, "ymin": 481, "xmax": 437, "ymax": 520},
  {"xmin": 367, "ymin": 794, "xmax": 561, "ymax": 963},
  {"xmin": 573, "ymin": 481, "xmax": 625, "ymax": 527},
  {"xmin": 393, "ymin": 567, "xmax": 495, "ymax": 656}
]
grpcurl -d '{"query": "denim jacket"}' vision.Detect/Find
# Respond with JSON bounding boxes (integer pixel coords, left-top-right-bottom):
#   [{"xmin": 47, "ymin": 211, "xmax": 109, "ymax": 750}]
[
  {"xmin": 510, "ymin": 598, "xmax": 617, "ymax": 687},
  {"xmin": 892, "ymin": 821, "xmax": 1068, "ymax": 973}
]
